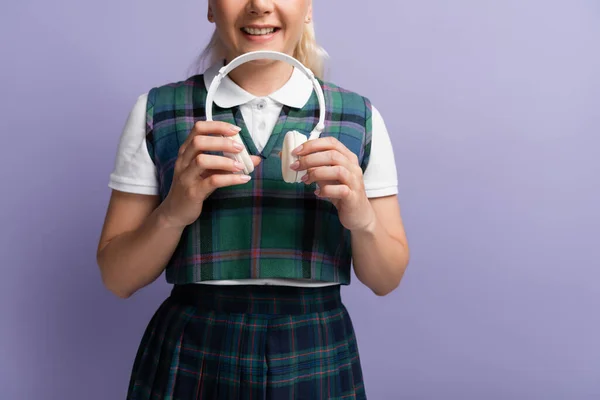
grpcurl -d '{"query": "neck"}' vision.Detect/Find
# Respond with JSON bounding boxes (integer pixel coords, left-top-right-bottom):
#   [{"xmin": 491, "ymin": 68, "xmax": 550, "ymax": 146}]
[{"xmin": 225, "ymin": 58, "xmax": 293, "ymax": 97}]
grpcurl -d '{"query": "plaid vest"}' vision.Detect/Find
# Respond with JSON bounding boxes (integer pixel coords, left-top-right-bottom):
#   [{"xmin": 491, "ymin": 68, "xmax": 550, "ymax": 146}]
[{"xmin": 145, "ymin": 74, "xmax": 373, "ymax": 284}]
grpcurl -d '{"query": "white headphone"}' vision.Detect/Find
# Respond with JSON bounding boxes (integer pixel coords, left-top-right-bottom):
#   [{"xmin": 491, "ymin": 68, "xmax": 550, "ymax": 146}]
[{"xmin": 205, "ymin": 50, "xmax": 326, "ymax": 183}]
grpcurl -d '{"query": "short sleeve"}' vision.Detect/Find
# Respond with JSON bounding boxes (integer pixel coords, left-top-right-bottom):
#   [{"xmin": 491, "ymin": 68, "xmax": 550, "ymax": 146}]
[
  {"xmin": 108, "ymin": 93, "xmax": 160, "ymax": 195},
  {"xmin": 362, "ymin": 105, "xmax": 399, "ymax": 198}
]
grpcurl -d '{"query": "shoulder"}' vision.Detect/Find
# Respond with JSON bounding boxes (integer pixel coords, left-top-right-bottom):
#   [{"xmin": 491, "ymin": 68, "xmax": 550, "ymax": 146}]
[
  {"xmin": 147, "ymin": 74, "xmax": 207, "ymax": 107},
  {"xmin": 318, "ymin": 79, "xmax": 387, "ymax": 121},
  {"xmin": 317, "ymin": 79, "xmax": 373, "ymax": 110},
  {"xmin": 150, "ymin": 74, "xmax": 206, "ymax": 91}
]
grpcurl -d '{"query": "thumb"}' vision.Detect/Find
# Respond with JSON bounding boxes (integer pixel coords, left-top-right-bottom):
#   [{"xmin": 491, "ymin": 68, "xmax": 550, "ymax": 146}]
[{"xmin": 250, "ymin": 155, "xmax": 263, "ymax": 167}]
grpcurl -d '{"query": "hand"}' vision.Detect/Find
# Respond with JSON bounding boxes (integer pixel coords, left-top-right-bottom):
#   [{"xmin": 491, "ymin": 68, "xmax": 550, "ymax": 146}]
[
  {"xmin": 290, "ymin": 137, "xmax": 376, "ymax": 232},
  {"xmin": 159, "ymin": 121, "xmax": 262, "ymax": 229}
]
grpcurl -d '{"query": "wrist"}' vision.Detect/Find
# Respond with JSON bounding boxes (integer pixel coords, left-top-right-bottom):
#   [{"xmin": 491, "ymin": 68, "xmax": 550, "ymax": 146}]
[
  {"xmin": 350, "ymin": 201, "xmax": 377, "ymax": 235},
  {"xmin": 155, "ymin": 201, "xmax": 187, "ymax": 232}
]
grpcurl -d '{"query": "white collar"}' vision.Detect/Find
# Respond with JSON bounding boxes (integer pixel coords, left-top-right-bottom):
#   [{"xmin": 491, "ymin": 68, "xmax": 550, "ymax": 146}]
[{"xmin": 202, "ymin": 60, "xmax": 314, "ymax": 109}]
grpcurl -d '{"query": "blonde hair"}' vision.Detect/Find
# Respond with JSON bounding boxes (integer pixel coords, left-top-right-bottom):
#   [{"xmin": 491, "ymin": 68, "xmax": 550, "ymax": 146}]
[{"xmin": 191, "ymin": 21, "xmax": 328, "ymax": 80}]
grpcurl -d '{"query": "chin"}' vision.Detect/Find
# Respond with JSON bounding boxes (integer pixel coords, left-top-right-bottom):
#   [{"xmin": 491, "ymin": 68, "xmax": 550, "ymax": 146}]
[
  {"xmin": 229, "ymin": 45, "xmax": 293, "ymax": 63},
  {"xmin": 247, "ymin": 57, "xmax": 284, "ymax": 65}
]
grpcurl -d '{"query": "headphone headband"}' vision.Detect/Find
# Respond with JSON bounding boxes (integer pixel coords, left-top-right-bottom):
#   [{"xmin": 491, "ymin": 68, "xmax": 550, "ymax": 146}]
[{"xmin": 205, "ymin": 50, "xmax": 326, "ymax": 139}]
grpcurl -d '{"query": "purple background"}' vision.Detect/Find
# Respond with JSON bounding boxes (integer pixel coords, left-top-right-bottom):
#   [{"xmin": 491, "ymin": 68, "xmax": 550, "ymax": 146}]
[{"xmin": 2, "ymin": 0, "xmax": 599, "ymax": 399}]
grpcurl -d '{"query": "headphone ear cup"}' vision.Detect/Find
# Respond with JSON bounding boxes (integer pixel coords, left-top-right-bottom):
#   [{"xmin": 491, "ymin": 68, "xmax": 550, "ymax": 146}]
[
  {"xmin": 223, "ymin": 134, "xmax": 254, "ymax": 175},
  {"xmin": 281, "ymin": 130, "xmax": 307, "ymax": 183}
]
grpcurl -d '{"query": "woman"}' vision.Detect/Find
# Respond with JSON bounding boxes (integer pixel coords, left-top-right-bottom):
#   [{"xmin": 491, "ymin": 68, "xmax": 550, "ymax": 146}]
[{"xmin": 97, "ymin": 0, "xmax": 409, "ymax": 398}]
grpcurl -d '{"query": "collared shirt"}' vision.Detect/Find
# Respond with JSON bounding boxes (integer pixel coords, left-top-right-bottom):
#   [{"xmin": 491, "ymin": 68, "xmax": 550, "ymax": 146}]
[
  {"xmin": 108, "ymin": 61, "xmax": 399, "ymax": 287},
  {"xmin": 203, "ymin": 61, "xmax": 314, "ymax": 153},
  {"xmin": 109, "ymin": 61, "xmax": 398, "ymax": 198}
]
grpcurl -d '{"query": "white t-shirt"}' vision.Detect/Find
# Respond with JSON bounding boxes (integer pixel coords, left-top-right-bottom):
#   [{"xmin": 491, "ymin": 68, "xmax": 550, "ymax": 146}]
[{"xmin": 109, "ymin": 61, "xmax": 398, "ymax": 287}]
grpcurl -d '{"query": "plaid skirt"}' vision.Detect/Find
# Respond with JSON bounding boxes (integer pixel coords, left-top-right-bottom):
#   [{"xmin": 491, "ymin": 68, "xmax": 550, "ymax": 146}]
[{"xmin": 126, "ymin": 284, "xmax": 366, "ymax": 399}]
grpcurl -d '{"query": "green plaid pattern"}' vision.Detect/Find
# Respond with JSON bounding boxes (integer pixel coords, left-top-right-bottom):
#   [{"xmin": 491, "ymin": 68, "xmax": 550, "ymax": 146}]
[
  {"xmin": 146, "ymin": 74, "xmax": 373, "ymax": 285},
  {"xmin": 126, "ymin": 284, "xmax": 366, "ymax": 399}
]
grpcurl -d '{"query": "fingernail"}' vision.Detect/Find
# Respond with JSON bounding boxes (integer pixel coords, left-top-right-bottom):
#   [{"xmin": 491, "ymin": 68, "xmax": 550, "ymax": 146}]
[
  {"xmin": 240, "ymin": 175, "xmax": 251, "ymax": 182},
  {"xmin": 314, "ymin": 189, "xmax": 321, "ymax": 196},
  {"xmin": 301, "ymin": 174, "xmax": 309, "ymax": 182},
  {"xmin": 290, "ymin": 161, "xmax": 300, "ymax": 170},
  {"xmin": 292, "ymin": 145, "xmax": 303, "ymax": 155},
  {"xmin": 233, "ymin": 141, "xmax": 244, "ymax": 150},
  {"xmin": 234, "ymin": 161, "xmax": 244, "ymax": 170},
  {"xmin": 230, "ymin": 125, "xmax": 242, "ymax": 132}
]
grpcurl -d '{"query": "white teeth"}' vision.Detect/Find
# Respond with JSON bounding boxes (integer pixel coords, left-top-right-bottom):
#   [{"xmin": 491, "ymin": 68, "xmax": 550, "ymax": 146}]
[{"xmin": 243, "ymin": 27, "xmax": 276, "ymax": 35}]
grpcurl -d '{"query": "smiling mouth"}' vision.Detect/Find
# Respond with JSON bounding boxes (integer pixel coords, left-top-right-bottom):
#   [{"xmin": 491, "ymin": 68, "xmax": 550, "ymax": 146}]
[{"xmin": 241, "ymin": 27, "xmax": 280, "ymax": 36}]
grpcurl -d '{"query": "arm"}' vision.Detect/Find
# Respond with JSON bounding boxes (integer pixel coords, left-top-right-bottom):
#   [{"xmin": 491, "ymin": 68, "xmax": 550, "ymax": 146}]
[
  {"xmin": 96, "ymin": 191, "xmax": 184, "ymax": 299},
  {"xmin": 97, "ymin": 120, "xmax": 261, "ymax": 299},
  {"xmin": 291, "ymin": 140, "xmax": 410, "ymax": 296},
  {"xmin": 350, "ymin": 195, "xmax": 410, "ymax": 296},
  {"xmin": 290, "ymin": 102, "xmax": 408, "ymax": 296}
]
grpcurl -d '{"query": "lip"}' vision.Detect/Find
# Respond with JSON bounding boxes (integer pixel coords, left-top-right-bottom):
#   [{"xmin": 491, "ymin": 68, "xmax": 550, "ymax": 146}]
[
  {"xmin": 240, "ymin": 25, "xmax": 281, "ymax": 43},
  {"xmin": 242, "ymin": 24, "xmax": 280, "ymax": 29}
]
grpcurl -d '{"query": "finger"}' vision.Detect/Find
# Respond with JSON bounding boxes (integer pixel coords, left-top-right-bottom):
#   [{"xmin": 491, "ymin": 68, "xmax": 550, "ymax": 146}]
[
  {"xmin": 200, "ymin": 168, "xmax": 243, "ymax": 179},
  {"xmin": 293, "ymin": 150, "xmax": 353, "ymax": 172},
  {"xmin": 180, "ymin": 135, "xmax": 245, "ymax": 170},
  {"xmin": 293, "ymin": 136, "xmax": 358, "ymax": 165},
  {"xmin": 314, "ymin": 184, "xmax": 352, "ymax": 199},
  {"xmin": 193, "ymin": 153, "xmax": 245, "ymax": 173},
  {"xmin": 302, "ymin": 166, "xmax": 353, "ymax": 186},
  {"xmin": 178, "ymin": 121, "xmax": 242, "ymax": 158},
  {"xmin": 196, "ymin": 173, "xmax": 252, "ymax": 195},
  {"xmin": 249, "ymin": 155, "xmax": 263, "ymax": 168},
  {"xmin": 314, "ymin": 180, "xmax": 338, "ymax": 196},
  {"xmin": 180, "ymin": 153, "xmax": 245, "ymax": 184}
]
